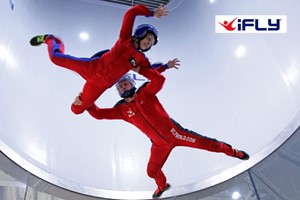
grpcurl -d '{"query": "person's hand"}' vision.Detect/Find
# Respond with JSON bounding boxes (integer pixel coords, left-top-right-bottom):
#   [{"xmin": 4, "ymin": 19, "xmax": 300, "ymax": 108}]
[
  {"xmin": 73, "ymin": 92, "xmax": 83, "ymax": 106},
  {"xmin": 153, "ymin": 4, "xmax": 169, "ymax": 18},
  {"xmin": 167, "ymin": 58, "xmax": 180, "ymax": 69}
]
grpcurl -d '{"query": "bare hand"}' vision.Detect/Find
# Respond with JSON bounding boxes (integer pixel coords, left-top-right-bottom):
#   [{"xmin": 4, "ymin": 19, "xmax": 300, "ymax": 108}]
[
  {"xmin": 73, "ymin": 92, "xmax": 83, "ymax": 106},
  {"xmin": 153, "ymin": 4, "xmax": 169, "ymax": 18},
  {"xmin": 167, "ymin": 58, "xmax": 180, "ymax": 69}
]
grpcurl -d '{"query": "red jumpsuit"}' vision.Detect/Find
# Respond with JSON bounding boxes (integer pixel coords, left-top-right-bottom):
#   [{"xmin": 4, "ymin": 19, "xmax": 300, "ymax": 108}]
[
  {"xmin": 87, "ymin": 68, "xmax": 236, "ymax": 190},
  {"xmin": 44, "ymin": 4, "xmax": 155, "ymax": 114}
]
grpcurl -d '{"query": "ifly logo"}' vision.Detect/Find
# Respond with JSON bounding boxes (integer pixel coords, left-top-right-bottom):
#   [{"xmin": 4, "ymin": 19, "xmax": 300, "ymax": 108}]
[{"xmin": 215, "ymin": 15, "xmax": 287, "ymax": 33}]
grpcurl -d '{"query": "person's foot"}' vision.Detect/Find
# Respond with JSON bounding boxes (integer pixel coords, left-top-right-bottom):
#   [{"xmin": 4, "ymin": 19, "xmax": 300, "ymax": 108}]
[
  {"xmin": 232, "ymin": 149, "xmax": 250, "ymax": 160},
  {"xmin": 30, "ymin": 34, "xmax": 51, "ymax": 46},
  {"xmin": 152, "ymin": 183, "xmax": 171, "ymax": 199}
]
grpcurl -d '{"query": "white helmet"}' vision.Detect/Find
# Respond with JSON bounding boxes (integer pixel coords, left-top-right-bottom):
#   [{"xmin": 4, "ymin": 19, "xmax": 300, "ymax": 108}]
[{"xmin": 115, "ymin": 74, "xmax": 136, "ymax": 98}]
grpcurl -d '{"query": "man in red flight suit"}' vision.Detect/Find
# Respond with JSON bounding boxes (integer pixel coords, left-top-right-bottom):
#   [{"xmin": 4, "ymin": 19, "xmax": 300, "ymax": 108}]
[
  {"xmin": 29, "ymin": 4, "xmax": 168, "ymax": 115},
  {"xmin": 74, "ymin": 60, "xmax": 250, "ymax": 199}
]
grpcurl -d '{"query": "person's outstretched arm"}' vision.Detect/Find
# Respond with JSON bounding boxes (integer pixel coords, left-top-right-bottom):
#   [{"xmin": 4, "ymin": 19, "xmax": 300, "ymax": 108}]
[
  {"xmin": 87, "ymin": 103, "xmax": 122, "ymax": 120},
  {"xmin": 73, "ymin": 94, "xmax": 122, "ymax": 120},
  {"xmin": 119, "ymin": 4, "xmax": 169, "ymax": 40},
  {"xmin": 131, "ymin": 58, "xmax": 180, "ymax": 94},
  {"xmin": 151, "ymin": 58, "xmax": 180, "ymax": 73},
  {"xmin": 133, "ymin": 67, "xmax": 165, "ymax": 95}
]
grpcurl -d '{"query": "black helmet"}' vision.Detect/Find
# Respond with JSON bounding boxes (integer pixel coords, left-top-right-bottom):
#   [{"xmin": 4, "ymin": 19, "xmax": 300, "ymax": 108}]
[
  {"xmin": 133, "ymin": 24, "xmax": 159, "ymax": 46},
  {"xmin": 115, "ymin": 74, "xmax": 136, "ymax": 98}
]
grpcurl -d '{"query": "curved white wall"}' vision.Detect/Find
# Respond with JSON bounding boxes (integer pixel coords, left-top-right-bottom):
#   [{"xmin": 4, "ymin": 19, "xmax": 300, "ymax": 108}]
[{"xmin": 0, "ymin": 0, "xmax": 300, "ymax": 197}]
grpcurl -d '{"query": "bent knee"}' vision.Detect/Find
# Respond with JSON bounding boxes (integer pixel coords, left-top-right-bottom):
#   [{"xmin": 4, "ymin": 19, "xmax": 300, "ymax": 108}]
[{"xmin": 147, "ymin": 169, "xmax": 156, "ymax": 178}]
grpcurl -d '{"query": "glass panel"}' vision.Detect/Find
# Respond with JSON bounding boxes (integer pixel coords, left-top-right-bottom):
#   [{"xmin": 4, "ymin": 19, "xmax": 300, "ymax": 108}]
[
  {"xmin": 0, "ymin": 170, "xmax": 26, "ymax": 200},
  {"xmin": 249, "ymin": 170, "xmax": 284, "ymax": 200},
  {"xmin": 198, "ymin": 172, "xmax": 258, "ymax": 200}
]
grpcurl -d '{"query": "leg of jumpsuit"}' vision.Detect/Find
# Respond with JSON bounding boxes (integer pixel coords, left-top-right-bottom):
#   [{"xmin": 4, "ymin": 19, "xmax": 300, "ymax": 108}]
[
  {"xmin": 45, "ymin": 36, "xmax": 108, "ymax": 114},
  {"xmin": 147, "ymin": 144, "xmax": 173, "ymax": 190},
  {"xmin": 170, "ymin": 119, "xmax": 235, "ymax": 156}
]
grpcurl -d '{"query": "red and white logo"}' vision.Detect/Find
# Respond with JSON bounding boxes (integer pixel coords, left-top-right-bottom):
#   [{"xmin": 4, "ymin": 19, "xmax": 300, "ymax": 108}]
[{"xmin": 215, "ymin": 15, "xmax": 287, "ymax": 33}]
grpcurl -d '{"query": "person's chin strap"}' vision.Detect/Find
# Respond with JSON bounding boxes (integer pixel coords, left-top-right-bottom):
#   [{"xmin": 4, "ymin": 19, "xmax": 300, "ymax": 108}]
[
  {"xmin": 137, "ymin": 40, "xmax": 151, "ymax": 52},
  {"xmin": 121, "ymin": 87, "xmax": 137, "ymax": 98}
]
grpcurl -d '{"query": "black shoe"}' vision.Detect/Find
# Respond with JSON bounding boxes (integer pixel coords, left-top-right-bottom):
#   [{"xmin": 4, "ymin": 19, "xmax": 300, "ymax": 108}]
[
  {"xmin": 232, "ymin": 149, "xmax": 250, "ymax": 160},
  {"xmin": 152, "ymin": 183, "xmax": 171, "ymax": 199},
  {"xmin": 30, "ymin": 34, "xmax": 51, "ymax": 46}
]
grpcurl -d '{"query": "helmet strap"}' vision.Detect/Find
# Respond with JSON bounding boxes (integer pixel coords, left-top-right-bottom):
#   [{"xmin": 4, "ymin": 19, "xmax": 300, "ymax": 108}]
[
  {"xmin": 133, "ymin": 37, "xmax": 150, "ymax": 52},
  {"xmin": 121, "ymin": 87, "xmax": 137, "ymax": 98}
]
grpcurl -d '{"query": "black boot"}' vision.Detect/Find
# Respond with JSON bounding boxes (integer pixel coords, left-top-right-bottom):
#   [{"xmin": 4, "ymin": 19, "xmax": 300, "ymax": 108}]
[
  {"xmin": 232, "ymin": 149, "xmax": 250, "ymax": 160},
  {"xmin": 30, "ymin": 34, "xmax": 52, "ymax": 46},
  {"xmin": 152, "ymin": 183, "xmax": 171, "ymax": 199}
]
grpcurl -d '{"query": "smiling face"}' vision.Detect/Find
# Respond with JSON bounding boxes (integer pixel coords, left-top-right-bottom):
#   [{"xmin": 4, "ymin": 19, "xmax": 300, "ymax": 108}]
[{"xmin": 139, "ymin": 32, "xmax": 156, "ymax": 51}]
